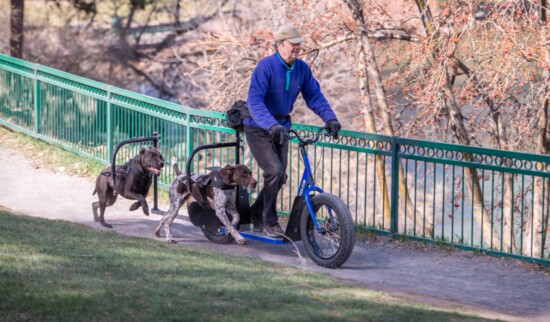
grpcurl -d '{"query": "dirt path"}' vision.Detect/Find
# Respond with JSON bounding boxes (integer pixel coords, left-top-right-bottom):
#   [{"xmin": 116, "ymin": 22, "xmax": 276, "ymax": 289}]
[{"xmin": 0, "ymin": 140, "xmax": 549, "ymax": 322}]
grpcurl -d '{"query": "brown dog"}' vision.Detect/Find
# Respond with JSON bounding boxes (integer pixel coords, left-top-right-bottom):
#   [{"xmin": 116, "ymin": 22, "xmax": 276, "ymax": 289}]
[
  {"xmin": 155, "ymin": 157, "xmax": 257, "ymax": 244},
  {"xmin": 92, "ymin": 146, "xmax": 164, "ymax": 228}
]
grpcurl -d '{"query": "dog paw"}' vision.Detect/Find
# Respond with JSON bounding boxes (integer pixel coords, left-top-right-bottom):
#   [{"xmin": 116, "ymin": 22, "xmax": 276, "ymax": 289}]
[
  {"xmin": 129, "ymin": 202, "xmax": 141, "ymax": 211},
  {"xmin": 142, "ymin": 207, "xmax": 150, "ymax": 216},
  {"xmin": 154, "ymin": 230, "xmax": 160, "ymax": 237},
  {"xmin": 92, "ymin": 206, "xmax": 99, "ymax": 221},
  {"xmin": 100, "ymin": 222, "xmax": 113, "ymax": 229},
  {"xmin": 235, "ymin": 235, "xmax": 246, "ymax": 245}
]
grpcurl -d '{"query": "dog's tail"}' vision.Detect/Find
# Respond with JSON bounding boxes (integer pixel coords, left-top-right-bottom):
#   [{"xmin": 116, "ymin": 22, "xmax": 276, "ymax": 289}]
[
  {"xmin": 172, "ymin": 156, "xmax": 182, "ymax": 176},
  {"xmin": 92, "ymin": 188, "xmax": 96, "ymax": 195}
]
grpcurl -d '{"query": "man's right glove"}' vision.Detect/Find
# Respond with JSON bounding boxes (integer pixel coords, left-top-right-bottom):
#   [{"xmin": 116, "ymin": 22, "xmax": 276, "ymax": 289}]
[
  {"xmin": 325, "ymin": 119, "xmax": 341, "ymax": 140},
  {"xmin": 269, "ymin": 123, "xmax": 288, "ymax": 145}
]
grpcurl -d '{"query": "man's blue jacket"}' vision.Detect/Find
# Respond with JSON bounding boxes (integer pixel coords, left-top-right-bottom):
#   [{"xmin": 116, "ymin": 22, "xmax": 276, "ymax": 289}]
[{"xmin": 245, "ymin": 53, "xmax": 337, "ymax": 131}]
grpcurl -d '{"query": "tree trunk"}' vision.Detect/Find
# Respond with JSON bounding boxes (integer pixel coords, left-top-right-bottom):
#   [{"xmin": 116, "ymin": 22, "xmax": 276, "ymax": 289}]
[
  {"xmin": 455, "ymin": 61, "xmax": 515, "ymax": 251},
  {"xmin": 440, "ymin": 77, "xmax": 499, "ymax": 246},
  {"xmin": 414, "ymin": 0, "xmax": 500, "ymax": 247},
  {"xmin": 9, "ymin": 0, "xmax": 24, "ymax": 58},
  {"xmin": 354, "ymin": 39, "xmax": 392, "ymax": 227},
  {"xmin": 526, "ymin": 0, "xmax": 550, "ymax": 257},
  {"xmin": 343, "ymin": 0, "xmax": 428, "ymax": 233}
]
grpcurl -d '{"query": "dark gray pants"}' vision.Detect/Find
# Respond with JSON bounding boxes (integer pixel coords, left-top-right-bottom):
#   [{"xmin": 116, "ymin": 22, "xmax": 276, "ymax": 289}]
[{"xmin": 244, "ymin": 125, "xmax": 288, "ymax": 226}]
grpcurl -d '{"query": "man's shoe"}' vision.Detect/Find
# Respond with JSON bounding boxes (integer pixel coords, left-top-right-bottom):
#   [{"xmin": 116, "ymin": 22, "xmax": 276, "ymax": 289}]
[{"xmin": 264, "ymin": 223, "xmax": 284, "ymax": 237}]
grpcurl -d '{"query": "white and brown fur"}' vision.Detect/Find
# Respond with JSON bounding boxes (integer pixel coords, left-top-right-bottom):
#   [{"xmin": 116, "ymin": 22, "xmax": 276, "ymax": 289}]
[{"xmin": 155, "ymin": 157, "xmax": 257, "ymax": 244}]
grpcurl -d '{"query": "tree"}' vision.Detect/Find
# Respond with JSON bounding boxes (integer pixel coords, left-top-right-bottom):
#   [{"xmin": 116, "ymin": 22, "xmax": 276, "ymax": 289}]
[
  {"xmin": 411, "ymin": 0, "xmax": 501, "ymax": 248},
  {"xmin": 404, "ymin": 0, "xmax": 549, "ymax": 255},
  {"xmin": 528, "ymin": 0, "xmax": 549, "ymax": 257},
  {"xmin": 9, "ymin": 0, "xmax": 24, "ymax": 58}
]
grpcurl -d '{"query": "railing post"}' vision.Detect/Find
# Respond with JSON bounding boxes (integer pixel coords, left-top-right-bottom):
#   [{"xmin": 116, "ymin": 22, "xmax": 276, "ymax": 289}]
[
  {"xmin": 390, "ymin": 136, "xmax": 399, "ymax": 234},
  {"xmin": 106, "ymin": 86, "xmax": 113, "ymax": 160},
  {"xmin": 152, "ymin": 131, "xmax": 159, "ymax": 211},
  {"xmin": 185, "ymin": 114, "xmax": 195, "ymax": 173},
  {"xmin": 33, "ymin": 64, "xmax": 40, "ymax": 134}
]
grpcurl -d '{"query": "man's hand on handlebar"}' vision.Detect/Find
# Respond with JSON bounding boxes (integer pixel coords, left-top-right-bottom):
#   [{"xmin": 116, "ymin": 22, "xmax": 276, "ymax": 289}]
[
  {"xmin": 325, "ymin": 119, "xmax": 341, "ymax": 140},
  {"xmin": 269, "ymin": 124, "xmax": 288, "ymax": 145}
]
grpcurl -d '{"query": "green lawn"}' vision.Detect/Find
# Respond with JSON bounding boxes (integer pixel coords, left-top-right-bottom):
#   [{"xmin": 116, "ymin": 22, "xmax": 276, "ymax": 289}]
[{"xmin": 0, "ymin": 210, "xmax": 496, "ymax": 322}]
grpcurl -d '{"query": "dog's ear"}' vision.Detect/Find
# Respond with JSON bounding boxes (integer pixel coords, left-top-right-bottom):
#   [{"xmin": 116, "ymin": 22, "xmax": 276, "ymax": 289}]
[
  {"xmin": 139, "ymin": 147, "xmax": 146, "ymax": 155},
  {"xmin": 218, "ymin": 165, "xmax": 234, "ymax": 185}
]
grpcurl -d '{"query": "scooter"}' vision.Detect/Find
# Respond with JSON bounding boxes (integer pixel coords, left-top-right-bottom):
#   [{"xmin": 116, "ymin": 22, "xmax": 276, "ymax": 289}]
[{"xmin": 185, "ymin": 128, "xmax": 355, "ymax": 268}]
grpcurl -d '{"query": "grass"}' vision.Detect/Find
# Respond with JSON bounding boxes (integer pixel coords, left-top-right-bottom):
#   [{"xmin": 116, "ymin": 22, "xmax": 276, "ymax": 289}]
[
  {"xmin": 0, "ymin": 126, "xmax": 104, "ymax": 178},
  {"xmin": 0, "ymin": 209, "xmax": 494, "ymax": 322}
]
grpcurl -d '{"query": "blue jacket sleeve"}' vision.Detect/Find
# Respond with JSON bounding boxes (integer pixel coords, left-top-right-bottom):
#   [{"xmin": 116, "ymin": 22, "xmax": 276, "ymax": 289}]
[
  {"xmin": 247, "ymin": 62, "xmax": 279, "ymax": 131},
  {"xmin": 300, "ymin": 63, "xmax": 337, "ymax": 123}
]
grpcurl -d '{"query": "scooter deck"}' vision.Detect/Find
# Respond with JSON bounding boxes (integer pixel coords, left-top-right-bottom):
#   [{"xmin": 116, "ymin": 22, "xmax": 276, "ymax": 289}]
[
  {"xmin": 222, "ymin": 225, "xmax": 287, "ymax": 244},
  {"xmin": 239, "ymin": 231, "xmax": 287, "ymax": 244}
]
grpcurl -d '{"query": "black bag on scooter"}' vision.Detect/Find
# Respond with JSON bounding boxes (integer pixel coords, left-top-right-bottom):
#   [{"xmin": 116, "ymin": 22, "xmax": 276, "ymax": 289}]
[{"xmin": 225, "ymin": 100, "xmax": 251, "ymax": 132}]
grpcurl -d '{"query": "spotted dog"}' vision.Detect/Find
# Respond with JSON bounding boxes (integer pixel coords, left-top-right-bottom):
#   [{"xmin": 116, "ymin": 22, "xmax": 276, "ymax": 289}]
[
  {"xmin": 92, "ymin": 146, "xmax": 164, "ymax": 228},
  {"xmin": 155, "ymin": 157, "xmax": 257, "ymax": 244}
]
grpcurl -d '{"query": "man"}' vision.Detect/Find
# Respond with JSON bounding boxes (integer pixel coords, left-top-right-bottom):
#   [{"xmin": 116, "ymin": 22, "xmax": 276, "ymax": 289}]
[{"xmin": 244, "ymin": 23, "xmax": 341, "ymax": 237}]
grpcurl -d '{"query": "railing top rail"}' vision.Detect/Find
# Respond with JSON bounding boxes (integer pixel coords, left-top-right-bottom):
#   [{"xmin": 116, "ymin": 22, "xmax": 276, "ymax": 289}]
[
  {"xmin": 0, "ymin": 53, "xmax": 36, "ymax": 70},
  {"xmin": 0, "ymin": 53, "xmax": 227, "ymax": 119},
  {"xmin": 396, "ymin": 136, "xmax": 550, "ymax": 162}
]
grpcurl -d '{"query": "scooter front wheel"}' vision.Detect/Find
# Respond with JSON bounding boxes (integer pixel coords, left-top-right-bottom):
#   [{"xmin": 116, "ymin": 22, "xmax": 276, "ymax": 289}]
[{"xmin": 300, "ymin": 193, "xmax": 355, "ymax": 268}]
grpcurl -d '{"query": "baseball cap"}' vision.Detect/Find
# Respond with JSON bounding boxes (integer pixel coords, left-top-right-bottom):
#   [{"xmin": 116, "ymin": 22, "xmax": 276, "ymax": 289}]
[{"xmin": 274, "ymin": 24, "xmax": 304, "ymax": 44}]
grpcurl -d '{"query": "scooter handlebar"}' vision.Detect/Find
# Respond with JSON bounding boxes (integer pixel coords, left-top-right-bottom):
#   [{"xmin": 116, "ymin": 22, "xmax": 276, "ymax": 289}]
[{"xmin": 287, "ymin": 127, "xmax": 328, "ymax": 146}]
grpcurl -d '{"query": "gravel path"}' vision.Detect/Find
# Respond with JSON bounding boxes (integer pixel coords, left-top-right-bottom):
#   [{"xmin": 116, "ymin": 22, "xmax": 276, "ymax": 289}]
[{"xmin": 0, "ymin": 141, "xmax": 548, "ymax": 322}]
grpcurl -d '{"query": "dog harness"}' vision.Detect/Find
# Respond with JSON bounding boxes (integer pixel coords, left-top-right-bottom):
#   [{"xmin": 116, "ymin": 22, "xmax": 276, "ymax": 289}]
[
  {"xmin": 182, "ymin": 169, "xmax": 235, "ymax": 210},
  {"xmin": 101, "ymin": 164, "xmax": 152, "ymax": 178}
]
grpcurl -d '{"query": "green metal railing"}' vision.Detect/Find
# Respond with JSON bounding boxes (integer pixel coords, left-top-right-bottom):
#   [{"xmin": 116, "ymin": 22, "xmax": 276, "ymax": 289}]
[{"xmin": 0, "ymin": 53, "xmax": 547, "ymax": 265}]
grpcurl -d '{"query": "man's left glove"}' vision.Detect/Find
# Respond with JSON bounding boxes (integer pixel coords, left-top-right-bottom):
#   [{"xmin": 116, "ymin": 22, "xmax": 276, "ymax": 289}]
[
  {"xmin": 269, "ymin": 123, "xmax": 288, "ymax": 146},
  {"xmin": 325, "ymin": 119, "xmax": 341, "ymax": 140}
]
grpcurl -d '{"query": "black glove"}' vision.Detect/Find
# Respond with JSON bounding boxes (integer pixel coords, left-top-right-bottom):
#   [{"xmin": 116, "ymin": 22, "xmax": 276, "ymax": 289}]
[
  {"xmin": 269, "ymin": 124, "xmax": 288, "ymax": 145},
  {"xmin": 325, "ymin": 119, "xmax": 341, "ymax": 140}
]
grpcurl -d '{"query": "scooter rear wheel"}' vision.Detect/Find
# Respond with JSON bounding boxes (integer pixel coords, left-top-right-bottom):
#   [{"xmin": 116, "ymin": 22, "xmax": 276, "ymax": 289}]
[{"xmin": 201, "ymin": 227, "xmax": 234, "ymax": 244}]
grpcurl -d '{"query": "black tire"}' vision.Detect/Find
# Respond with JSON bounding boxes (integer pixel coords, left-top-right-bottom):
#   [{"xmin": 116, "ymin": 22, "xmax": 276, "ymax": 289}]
[
  {"xmin": 300, "ymin": 193, "xmax": 355, "ymax": 268},
  {"xmin": 201, "ymin": 226, "xmax": 234, "ymax": 244}
]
